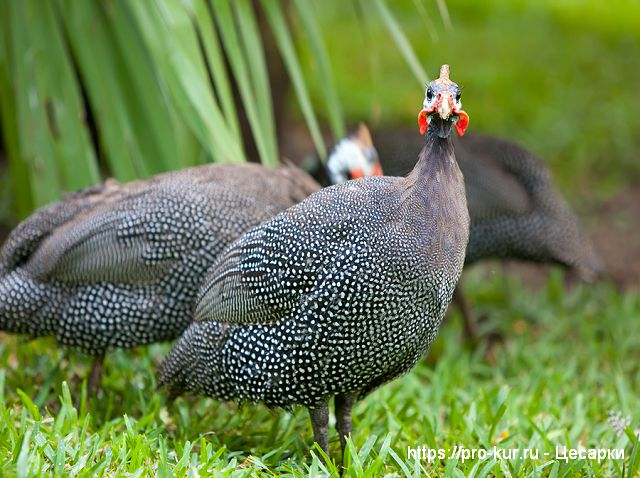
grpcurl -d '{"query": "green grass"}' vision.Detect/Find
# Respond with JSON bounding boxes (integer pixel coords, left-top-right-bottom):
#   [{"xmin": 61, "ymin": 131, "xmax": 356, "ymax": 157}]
[{"xmin": 1, "ymin": 270, "xmax": 638, "ymax": 476}]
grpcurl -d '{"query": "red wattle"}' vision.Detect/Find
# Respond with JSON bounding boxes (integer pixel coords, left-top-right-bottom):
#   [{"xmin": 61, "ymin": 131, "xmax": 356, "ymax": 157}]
[
  {"xmin": 418, "ymin": 109, "xmax": 429, "ymax": 135},
  {"xmin": 350, "ymin": 168, "xmax": 365, "ymax": 179},
  {"xmin": 455, "ymin": 110, "xmax": 469, "ymax": 137}
]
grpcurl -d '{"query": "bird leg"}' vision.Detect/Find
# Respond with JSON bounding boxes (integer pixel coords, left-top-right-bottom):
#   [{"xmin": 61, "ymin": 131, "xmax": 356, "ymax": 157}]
[
  {"xmin": 334, "ymin": 393, "xmax": 356, "ymax": 458},
  {"xmin": 308, "ymin": 402, "xmax": 330, "ymax": 460},
  {"xmin": 87, "ymin": 355, "xmax": 104, "ymax": 398},
  {"xmin": 453, "ymin": 283, "xmax": 478, "ymax": 341}
]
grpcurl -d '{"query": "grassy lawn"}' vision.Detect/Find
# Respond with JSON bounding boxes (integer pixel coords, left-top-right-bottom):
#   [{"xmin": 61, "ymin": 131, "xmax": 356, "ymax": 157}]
[{"xmin": 1, "ymin": 270, "xmax": 638, "ymax": 476}]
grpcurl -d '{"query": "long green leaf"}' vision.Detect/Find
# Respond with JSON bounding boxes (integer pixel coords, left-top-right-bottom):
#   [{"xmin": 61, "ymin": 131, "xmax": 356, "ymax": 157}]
[
  {"xmin": 2, "ymin": 0, "xmax": 102, "ymax": 213},
  {"xmin": 56, "ymin": 0, "xmax": 147, "ymax": 180},
  {"xmin": 436, "ymin": 0, "xmax": 453, "ymax": 31},
  {"xmin": 128, "ymin": 0, "xmax": 245, "ymax": 164},
  {"xmin": 351, "ymin": 0, "xmax": 383, "ymax": 124},
  {"xmin": 412, "ymin": 0, "xmax": 440, "ymax": 42},
  {"xmin": 260, "ymin": 0, "xmax": 327, "ymax": 159},
  {"xmin": 233, "ymin": 0, "xmax": 278, "ymax": 165},
  {"xmin": 188, "ymin": 0, "xmax": 242, "ymax": 145},
  {"xmin": 372, "ymin": 0, "xmax": 430, "ymax": 85},
  {"xmin": 0, "ymin": 1, "xmax": 32, "ymax": 217},
  {"xmin": 25, "ymin": 0, "xmax": 100, "ymax": 191},
  {"xmin": 8, "ymin": 0, "xmax": 62, "ymax": 207},
  {"xmin": 105, "ymin": 0, "xmax": 188, "ymax": 171},
  {"xmin": 294, "ymin": 0, "xmax": 346, "ymax": 140},
  {"xmin": 212, "ymin": 0, "xmax": 278, "ymax": 166}
]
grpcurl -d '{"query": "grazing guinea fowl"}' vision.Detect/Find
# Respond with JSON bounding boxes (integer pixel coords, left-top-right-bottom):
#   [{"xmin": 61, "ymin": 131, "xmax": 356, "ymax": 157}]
[
  {"xmin": 333, "ymin": 127, "xmax": 603, "ymax": 338},
  {"xmin": 0, "ymin": 133, "xmax": 379, "ymax": 394},
  {"xmin": 159, "ymin": 65, "xmax": 470, "ymax": 459}
]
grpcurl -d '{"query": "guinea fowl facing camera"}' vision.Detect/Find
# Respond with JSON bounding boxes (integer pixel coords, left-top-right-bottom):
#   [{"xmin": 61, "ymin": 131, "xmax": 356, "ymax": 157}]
[
  {"xmin": 159, "ymin": 65, "xmax": 470, "ymax": 459},
  {"xmin": 0, "ymin": 133, "xmax": 378, "ymax": 396}
]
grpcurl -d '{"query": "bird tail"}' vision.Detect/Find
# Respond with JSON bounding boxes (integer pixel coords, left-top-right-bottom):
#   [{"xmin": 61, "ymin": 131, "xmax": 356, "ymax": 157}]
[
  {"xmin": 0, "ymin": 268, "xmax": 56, "ymax": 336},
  {"xmin": 158, "ymin": 321, "xmax": 232, "ymax": 400},
  {"xmin": 158, "ymin": 322, "xmax": 203, "ymax": 399}
]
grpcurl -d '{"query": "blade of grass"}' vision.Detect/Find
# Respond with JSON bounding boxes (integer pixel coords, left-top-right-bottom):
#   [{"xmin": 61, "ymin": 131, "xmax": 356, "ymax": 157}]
[
  {"xmin": 232, "ymin": 0, "xmax": 279, "ymax": 165},
  {"xmin": 0, "ymin": 2, "xmax": 33, "ymax": 217},
  {"xmin": 24, "ymin": 0, "xmax": 100, "ymax": 192},
  {"xmin": 129, "ymin": 0, "xmax": 245, "ymax": 164},
  {"xmin": 294, "ymin": 0, "xmax": 346, "ymax": 140},
  {"xmin": 56, "ymin": 0, "xmax": 147, "ymax": 180},
  {"xmin": 352, "ymin": 0, "xmax": 383, "ymax": 125},
  {"xmin": 436, "ymin": 0, "xmax": 453, "ymax": 31},
  {"xmin": 7, "ymin": 0, "xmax": 62, "ymax": 207},
  {"xmin": 412, "ymin": 0, "xmax": 440, "ymax": 42},
  {"xmin": 104, "ymin": 0, "xmax": 188, "ymax": 171},
  {"xmin": 260, "ymin": 0, "xmax": 327, "ymax": 159},
  {"xmin": 372, "ymin": 0, "xmax": 429, "ymax": 85},
  {"xmin": 211, "ymin": 0, "xmax": 278, "ymax": 166},
  {"xmin": 189, "ymin": 0, "xmax": 241, "ymax": 145}
]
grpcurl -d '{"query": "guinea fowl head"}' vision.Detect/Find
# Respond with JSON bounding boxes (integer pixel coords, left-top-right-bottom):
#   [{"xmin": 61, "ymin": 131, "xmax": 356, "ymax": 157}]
[
  {"xmin": 326, "ymin": 123, "xmax": 383, "ymax": 184},
  {"xmin": 418, "ymin": 64, "xmax": 469, "ymax": 139}
]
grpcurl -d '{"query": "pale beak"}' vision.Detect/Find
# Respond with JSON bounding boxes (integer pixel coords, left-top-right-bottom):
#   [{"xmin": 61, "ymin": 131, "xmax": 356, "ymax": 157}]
[
  {"xmin": 437, "ymin": 92, "xmax": 454, "ymax": 120},
  {"xmin": 418, "ymin": 92, "xmax": 470, "ymax": 137}
]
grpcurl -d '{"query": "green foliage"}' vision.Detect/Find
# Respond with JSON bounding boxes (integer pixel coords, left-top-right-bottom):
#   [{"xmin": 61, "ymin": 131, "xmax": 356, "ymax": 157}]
[
  {"xmin": 0, "ymin": 0, "xmax": 441, "ymax": 221},
  {"xmin": 292, "ymin": 0, "xmax": 346, "ymax": 140},
  {"xmin": 0, "ymin": 272, "xmax": 638, "ymax": 476},
  {"xmin": 0, "ymin": 0, "xmax": 99, "ymax": 216},
  {"xmin": 261, "ymin": 0, "xmax": 328, "ymax": 160},
  {"xmin": 301, "ymin": 0, "xmax": 640, "ymax": 197},
  {"xmin": 0, "ymin": 2, "xmax": 637, "ymax": 475},
  {"xmin": 0, "ymin": 0, "xmax": 363, "ymax": 218}
]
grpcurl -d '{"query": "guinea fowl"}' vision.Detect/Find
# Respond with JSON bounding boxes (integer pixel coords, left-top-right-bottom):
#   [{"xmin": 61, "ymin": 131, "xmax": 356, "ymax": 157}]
[
  {"xmin": 0, "ymin": 131, "xmax": 380, "ymax": 394},
  {"xmin": 308, "ymin": 122, "xmax": 381, "ymax": 186},
  {"xmin": 158, "ymin": 65, "xmax": 470, "ymax": 459},
  {"xmin": 334, "ymin": 127, "xmax": 603, "ymax": 338}
]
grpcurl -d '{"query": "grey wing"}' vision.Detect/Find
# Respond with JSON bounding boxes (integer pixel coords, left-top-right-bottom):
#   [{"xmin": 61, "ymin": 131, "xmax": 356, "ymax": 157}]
[
  {"xmin": 194, "ymin": 189, "xmax": 366, "ymax": 325},
  {"xmin": 0, "ymin": 180, "xmax": 123, "ymax": 270},
  {"xmin": 22, "ymin": 181, "xmax": 255, "ymax": 285},
  {"xmin": 195, "ymin": 218, "xmax": 316, "ymax": 324}
]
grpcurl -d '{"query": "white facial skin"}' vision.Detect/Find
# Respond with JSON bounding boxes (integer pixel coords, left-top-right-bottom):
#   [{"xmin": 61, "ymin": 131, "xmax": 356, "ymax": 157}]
[
  {"xmin": 326, "ymin": 138, "xmax": 380, "ymax": 184},
  {"xmin": 423, "ymin": 82, "xmax": 463, "ymax": 120}
]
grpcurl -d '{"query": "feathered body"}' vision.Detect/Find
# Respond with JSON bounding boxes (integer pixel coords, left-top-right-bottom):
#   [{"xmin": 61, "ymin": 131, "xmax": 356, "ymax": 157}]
[
  {"xmin": 455, "ymin": 134, "xmax": 601, "ymax": 277},
  {"xmin": 0, "ymin": 163, "xmax": 319, "ymax": 354},
  {"xmin": 159, "ymin": 122, "xmax": 469, "ymax": 411}
]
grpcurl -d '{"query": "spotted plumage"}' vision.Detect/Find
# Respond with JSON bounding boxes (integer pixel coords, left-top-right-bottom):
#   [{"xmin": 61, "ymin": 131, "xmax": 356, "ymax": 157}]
[
  {"xmin": 159, "ymin": 65, "xmax": 470, "ymax": 458},
  {"xmin": 0, "ymin": 164, "xmax": 319, "ymax": 357}
]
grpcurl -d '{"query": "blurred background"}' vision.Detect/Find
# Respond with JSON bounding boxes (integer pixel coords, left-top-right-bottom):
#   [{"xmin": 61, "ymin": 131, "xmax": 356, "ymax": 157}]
[{"xmin": 0, "ymin": 0, "xmax": 638, "ymax": 289}]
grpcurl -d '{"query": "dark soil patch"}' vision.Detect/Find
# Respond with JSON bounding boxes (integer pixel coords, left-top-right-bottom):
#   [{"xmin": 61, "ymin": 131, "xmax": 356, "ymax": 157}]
[{"xmin": 586, "ymin": 185, "xmax": 640, "ymax": 290}]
